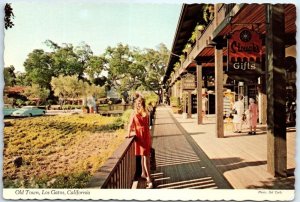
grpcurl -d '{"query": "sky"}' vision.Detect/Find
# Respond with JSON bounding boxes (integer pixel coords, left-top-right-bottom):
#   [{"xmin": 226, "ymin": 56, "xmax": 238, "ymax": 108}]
[{"xmin": 4, "ymin": 1, "xmax": 182, "ymax": 72}]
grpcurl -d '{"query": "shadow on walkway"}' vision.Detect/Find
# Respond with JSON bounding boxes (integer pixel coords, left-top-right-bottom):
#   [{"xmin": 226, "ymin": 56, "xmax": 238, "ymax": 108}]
[{"xmin": 149, "ymin": 107, "xmax": 232, "ymax": 189}]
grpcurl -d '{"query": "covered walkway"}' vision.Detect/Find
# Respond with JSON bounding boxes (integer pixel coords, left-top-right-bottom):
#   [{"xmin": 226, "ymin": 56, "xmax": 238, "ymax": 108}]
[{"xmin": 142, "ymin": 106, "xmax": 295, "ymax": 189}]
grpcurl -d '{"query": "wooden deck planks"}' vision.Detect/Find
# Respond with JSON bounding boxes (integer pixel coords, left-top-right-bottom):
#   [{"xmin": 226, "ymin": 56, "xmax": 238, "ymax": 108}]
[
  {"xmin": 150, "ymin": 106, "xmax": 295, "ymax": 189},
  {"xmin": 150, "ymin": 108, "xmax": 231, "ymax": 189},
  {"xmin": 171, "ymin": 111, "xmax": 295, "ymax": 189}
]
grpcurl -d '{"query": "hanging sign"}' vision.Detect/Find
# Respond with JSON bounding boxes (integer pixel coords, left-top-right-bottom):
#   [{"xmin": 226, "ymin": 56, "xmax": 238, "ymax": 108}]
[
  {"xmin": 227, "ymin": 27, "xmax": 263, "ymax": 75},
  {"xmin": 182, "ymin": 73, "xmax": 196, "ymax": 90}
]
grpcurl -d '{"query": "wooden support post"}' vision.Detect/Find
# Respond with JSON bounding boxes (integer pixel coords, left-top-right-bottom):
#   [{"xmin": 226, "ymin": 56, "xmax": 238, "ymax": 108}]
[
  {"xmin": 265, "ymin": 4, "xmax": 287, "ymax": 177},
  {"xmin": 258, "ymin": 92, "xmax": 267, "ymax": 124},
  {"xmin": 215, "ymin": 44, "xmax": 224, "ymax": 138},
  {"xmin": 187, "ymin": 91, "xmax": 192, "ymax": 118},
  {"xmin": 196, "ymin": 62, "xmax": 203, "ymax": 124}
]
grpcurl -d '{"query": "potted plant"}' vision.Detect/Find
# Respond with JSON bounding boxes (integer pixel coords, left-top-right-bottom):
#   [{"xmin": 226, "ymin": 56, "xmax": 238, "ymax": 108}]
[
  {"xmin": 179, "ymin": 55, "xmax": 185, "ymax": 64},
  {"xmin": 170, "ymin": 96, "xmax": 182, "ymax": 114},
  {"xmin": 203, "ymin": 4, "xmax": 214, "ymax": 24},
  {"xmin": 189, "ymin": 30, "xmax": 197, "ymax": 44},
  {"xmin": 197, "ymin": 24, "xmax": 206, "ymax": 32},
  {"xmin": 183, "ymin": 43, "xmax": 192, "ymax": 54},
  {"xmin": 173, "ymin": 62, "xmax": 181, "ymax": 72},
  {"xmin": 189, "ymin": 23, "xmax": 206, "ymax": 44}
]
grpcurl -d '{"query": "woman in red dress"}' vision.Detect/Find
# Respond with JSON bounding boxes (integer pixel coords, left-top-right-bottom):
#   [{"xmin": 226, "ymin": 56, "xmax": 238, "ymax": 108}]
[{"xmin": 127, "ymin": 96, "xmax": 153, "ymax": 188}]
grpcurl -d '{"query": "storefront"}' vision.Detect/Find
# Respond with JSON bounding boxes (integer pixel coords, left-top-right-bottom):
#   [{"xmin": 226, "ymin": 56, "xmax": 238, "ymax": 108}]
[{"xmin": 163, "ymin": 3, "xmax": 296, "ymax": 177}]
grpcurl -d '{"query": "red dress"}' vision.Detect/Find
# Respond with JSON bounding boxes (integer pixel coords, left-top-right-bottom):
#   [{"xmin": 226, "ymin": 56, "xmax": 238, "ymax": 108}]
[
  {"xmin": 131, "ymin": 112, "xmax": 151, "ymax": 156},
  {"xmin": 249, "ymin": 103, "xmax": 258, "ymax": 127}
]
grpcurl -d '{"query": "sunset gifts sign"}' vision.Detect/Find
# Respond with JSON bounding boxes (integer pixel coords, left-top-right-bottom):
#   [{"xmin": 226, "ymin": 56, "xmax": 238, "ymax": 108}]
[
  {"xmin": 227, "ymin": 27, "xmax": 263, "ymax": 75},
  {"xmin": 182, "ymin": 73, "xmax": 196, "ymax": 90}
]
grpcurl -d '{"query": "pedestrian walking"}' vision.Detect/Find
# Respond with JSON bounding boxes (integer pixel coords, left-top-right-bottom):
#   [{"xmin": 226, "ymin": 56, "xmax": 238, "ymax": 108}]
[
  {"xmin": 232, "ymin": 95, "xmax": 245, "ymax": 133},
  {"xmin": 248, "ymin": 98, "xmax": 258, "ymax": 135},
  {"xmin": 127, "ymin": 96, "xmax": 153, "ymax": 188},
  {"xmin": 202, "ymin": 93, "xmax": 208, "ymax": 118}
]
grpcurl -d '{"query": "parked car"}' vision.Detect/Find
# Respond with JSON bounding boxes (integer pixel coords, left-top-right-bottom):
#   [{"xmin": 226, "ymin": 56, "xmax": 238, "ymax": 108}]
[
  {"xmin": 3, "ymin": 104, "xmax": 18, "ymax": 117},
  {"xmin": 11, "ymin": 106, "xmax": 45, "ymax": 117}
]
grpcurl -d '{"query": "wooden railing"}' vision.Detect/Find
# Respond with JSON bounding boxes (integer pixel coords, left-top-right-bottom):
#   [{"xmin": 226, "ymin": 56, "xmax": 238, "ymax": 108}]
[{"xmin": 87, "ymin": 136, "xmax": 136, "ymax": 189}]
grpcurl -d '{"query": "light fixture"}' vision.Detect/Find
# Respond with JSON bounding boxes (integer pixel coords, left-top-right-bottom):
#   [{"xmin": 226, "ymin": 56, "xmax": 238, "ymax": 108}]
[{"xmin": 207, "ymin": 38, "xmax": 217, "ymax": 46}]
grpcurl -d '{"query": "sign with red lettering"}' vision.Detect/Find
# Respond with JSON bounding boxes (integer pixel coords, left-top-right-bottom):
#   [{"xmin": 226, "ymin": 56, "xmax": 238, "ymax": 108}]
[{"xmin": 227, "ymin": 27, "xmax": 262, "ymax": 75}]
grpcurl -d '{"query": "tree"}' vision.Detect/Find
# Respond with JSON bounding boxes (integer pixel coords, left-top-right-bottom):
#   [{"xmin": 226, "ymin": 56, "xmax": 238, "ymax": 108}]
[
  {"xmin": 4, "ymin": 3, "xmax": 14, "ymax": 29},
  {"xmin": 4, "ymin": 65, "xmax": 16, "ymax": 86},
  {"xmin": 24, "ymin": 41, "xmax": 170, "ymax": 103},
  {"xmin": 51, "ymin": 75, "xmax": 69, "ymax": 107},
  {"xmin": 135, "ymin": 43, "xmax": 169, "ymax": 98},
  {"xmin": 87, "ymin": 84, "xmax": 106, "ymax": 100},
  {"xmin": 45, "ymin": 40, "xmax": 94, "ymax": 79},
  {"xmin": 104, "ymin": 43, "xmax": 143, "ymax": 97},
  {"xmin": 51, "ymin": 75, "xmax": 103, "ymax": 107},
  {"xmin": 63, "ymin": 75, "xmax": 85, "ymax": 105},
  {"xmin": 75, "ymin": 42, "xmax": 94, "ymax": 79},
  {"xmin": 23, "ymin": 49, "xmax": 53, "ymax": 89},
  {"xmin": 24, "ymin": 41, "xmax": 98, "ymax": 91},
  {"xmin": 93, "ymin": 76, "xmax": 107, "ymax": 87},
  {"xmin": 84, "ymin": 56, "xmax": 106, "ymax": 83},
  {"xmin": 22, "ymin": 84, "xmax": 50, "ymax": 106},
  {"xmin": 103, "ymin": 43, "xmax": 169, "ymax": 101},
  {"xmin": 51, "ymin": 43, "xmax": 82, "ymax": 77},
  {"xmin": 15, "ymin": 72, "xmax": 31, "ymax": 86}
]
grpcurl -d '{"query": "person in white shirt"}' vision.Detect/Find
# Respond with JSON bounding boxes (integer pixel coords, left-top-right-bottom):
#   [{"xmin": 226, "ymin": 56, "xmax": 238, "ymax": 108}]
[
  {"xmin": 232, "ymin": 95, "xmax": 244, "ymax": 133},
  {"xmin": 202, "ymin": 94, "xmax": 208, "ymax": 118}
]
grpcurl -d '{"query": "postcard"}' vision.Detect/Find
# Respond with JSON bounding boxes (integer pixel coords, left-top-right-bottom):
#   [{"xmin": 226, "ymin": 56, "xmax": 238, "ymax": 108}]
[{"xmin": 2, "ymin": 1, "xmax": 297, "ymax": 201}]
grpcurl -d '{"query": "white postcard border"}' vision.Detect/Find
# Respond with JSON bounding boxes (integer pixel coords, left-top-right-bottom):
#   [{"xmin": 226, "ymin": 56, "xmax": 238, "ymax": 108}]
[{"xmin": 3, "ymin": 189, "xmax": 295, "ymax": 201}]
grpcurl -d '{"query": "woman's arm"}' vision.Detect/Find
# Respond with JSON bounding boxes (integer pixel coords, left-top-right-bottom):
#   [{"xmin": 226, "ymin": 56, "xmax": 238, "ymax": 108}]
[{"xmin": 127, "ymin": 112, "xmax": 135, "ymax": 138}]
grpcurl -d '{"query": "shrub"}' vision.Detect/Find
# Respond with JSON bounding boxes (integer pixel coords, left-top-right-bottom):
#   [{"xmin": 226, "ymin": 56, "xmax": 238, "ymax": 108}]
[
  {"xmin": 144, "ymin": 93, "xmax": 158, "ymax": 106},
  {"xmin": 121, "ymin": 109, "xmax": 134, "ymax": 126},
  {"xmin": 3, "ymin": 114, "xmax": 126, "ymax": 188},
  {"xmin": 170, "ymin": 96, "xmax": 180, "ymax": 107}
]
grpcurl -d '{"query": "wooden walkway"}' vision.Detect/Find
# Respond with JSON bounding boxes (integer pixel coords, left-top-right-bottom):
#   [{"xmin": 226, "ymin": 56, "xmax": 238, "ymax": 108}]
[
  {"xmin": 142, "ymin": 107, "xmax": 232, "ymax": 189},
  {"xmin": 142, "ymin": 106, "xmax": 295, "ymax": 189}
]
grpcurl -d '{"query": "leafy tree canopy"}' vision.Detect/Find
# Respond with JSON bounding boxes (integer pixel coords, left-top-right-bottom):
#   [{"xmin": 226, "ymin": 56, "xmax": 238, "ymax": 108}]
[
  {"xmin": 23, "ymin": 49, "xmax": 53, "ymax": 89},
  {"xmin": 23, "ymin": 41, "xmax": 105, "ymax": 90},
  {"xmin": 104, "ymin": 43, "xmax": 169, "ymax": 98},
  {"xmin": 22, "ymin": 40, "xmax": 169, "ymax": 103},
  {"xmin": 51, "ymin": 75, "xmax": 106, "ymax": 106}
]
